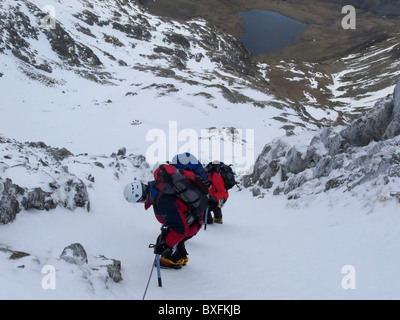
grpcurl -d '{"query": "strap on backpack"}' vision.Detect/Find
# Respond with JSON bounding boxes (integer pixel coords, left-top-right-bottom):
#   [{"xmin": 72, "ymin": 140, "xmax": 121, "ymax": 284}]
[{"xmin": 157, "ymin": 165, "xmax": 195, "ymax": 211}]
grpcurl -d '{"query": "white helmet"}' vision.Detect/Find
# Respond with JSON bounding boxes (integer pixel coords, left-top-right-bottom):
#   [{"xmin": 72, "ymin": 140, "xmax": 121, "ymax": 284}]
[{"xmin": 124, "ymin": 182, "xmax": 147, "ymax": 203}]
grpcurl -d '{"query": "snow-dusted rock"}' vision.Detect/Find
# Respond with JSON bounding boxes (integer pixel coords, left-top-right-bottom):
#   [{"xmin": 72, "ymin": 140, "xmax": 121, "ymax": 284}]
[
  {"xmin": 245, "ymin": 81, "xmax": 400, "ymax": 203},
  {"xmin": 60, "ymin": 243, "xmax": 123, "ymax": 283},
  {"xmin": 0, "ymin": 135, "xmax": 150, "ymax": 224},
  {"xmin": 0, "ymin": 178, "xmax": 23, "ymax": 224},
  {"xmin": 341, "ymin": 79, "xmax": 400, "ymax": 146},
  {"xmin": 340, "ymin": 96, "xmax": 394, "ymax": 146},
  {"xmin": 60, "ymin": 243, "xmax": 88, "ymax": 265},
  {"xmin": 383, "ymin": 80, "xmax": 400, "ymax": 139},
  {"xmin": 21, "ymin": 187, "xmax": 56, "ymax": 211},
  {"xmin": 93, "ymin": 255, "xmax": 123, "ymax": 284}
]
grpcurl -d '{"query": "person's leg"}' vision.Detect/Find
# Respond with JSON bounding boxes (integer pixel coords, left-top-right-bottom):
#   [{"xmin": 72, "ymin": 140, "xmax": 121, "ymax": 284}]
[
  {"xmin": 177, "ymin": 241, "xmax": 189, "ymax": 266},
  {"xmin": 207, "ymin": 202, "xmax": 219, "ymax": 224},
  {"xmin": 213, "ymin": 206, "xmax": 223, "ymax": 224}
]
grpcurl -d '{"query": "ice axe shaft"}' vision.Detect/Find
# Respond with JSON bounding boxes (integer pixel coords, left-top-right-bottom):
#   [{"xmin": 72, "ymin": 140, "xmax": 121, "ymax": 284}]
[{"xmin": 156, "ymin": 254, "xmax": 162, "ymax": 287}]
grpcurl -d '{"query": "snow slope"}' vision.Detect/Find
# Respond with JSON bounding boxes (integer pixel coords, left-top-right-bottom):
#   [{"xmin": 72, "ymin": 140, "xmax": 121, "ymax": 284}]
[
  {"xmin": 1, "ymin": 176, "xmax": 400, "ymax": 300},
  {"xmin": 1, "ymin": 0, "xmax": 400, "ymax": 302}
]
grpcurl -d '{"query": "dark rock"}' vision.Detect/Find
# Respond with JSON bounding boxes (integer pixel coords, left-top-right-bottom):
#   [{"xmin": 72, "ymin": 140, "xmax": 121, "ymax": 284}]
[
  {"xmin": 273, "ymin": 185, "xmax": 285, "ymax": 195},
  {"xmin": 106, "ymin": 259, "xmax": 123, "ymax": 283},
  {"xmin": 313, "ymin": 154, "xmax": 341, "ymax": 179},
  {"xmin": 341, "ymin": 97, "xmax": 394, "ymax": 146},
  {"xmin": 321, "ymin": 128, "xmax": 348, "ymax": 155},
  {"xmin": 0, "ymin": 178, "xmax": 23, "ymax": 224},
  {"xmin": 60, "ymin": 243, "xmax": 88, "ymax": 265},
  {"xmin": 210, "ymin": 54, "xmax": 255, "ymax": 77},
  {"xmin": 0, "ymin": 7, "xmax": 38, "ymax": 66},
  {"xmin": 383, "ymin": 81, "xmax": 400, "ymax": 139},
  {"xmin": 44, "ymin": 24, "xmax": 102, "ymax": 67},
  {"xmin": 112, "ymin": 22, "xmax": 151, "ymax": 41},
  {"xmin": 67, "ymin": 179, "xmax": 89, "ymax": 210},
  {"xmin": 164, "ymin": 33, "xmax": 190, "ymax": 48},
  {"xmin": 94, "ymin": 161, "xmax": 105, "ymax": 168},
  {"xmin": 244, "ymin": 141, "xmax": 286, "ymax": 189},
  {"xmin": 21, "ymin": 187, "xmax": 56, "ymax": 211},
  {"xmin": 94, "ymin": 255, "xmax": 123, "ymax": 283},
  {"xmin": 28, "ymin": 141, "xmax": 48, "ymax": 149},
  {"xmin": 73, "ymin": 10, "xmax": 106, "ymax": 27},
  {"xmin": 117, "ymin": 147, "xmax": 126, "ymax": 156},
  {"xmin": 9, "ymin": 251, "xmax": 30, "ymax": 260},
  {"xmin": 305, "ymin": 146, "xmax": 322, "ymax": 168},
  {"xmin": 242, "ymin": 174, "xmax": 252, "ymax": 188},
  {"xmin": 153, "ymin": 45, "xmax": 174, "ymax": 55},
  {"xmin": 49, "ymin": 147, "xmax": 74, "ymax": 161},
  {"xmin": 251, "ymin": 186, "xmax": 261, "ymax": 197},
  {"xmin": 174, "ymin": 49, "xmax": 188, "ymax": 61},
  {"xmin": 170, "ymin": 57, "xmax": 186, "ymax": 69},
  {"xmin": 206, "ymin": 34, "xmax": 256, "ymax": 77},
  {"xmin": 195, "ymin": 53, "xmax": 204, "ymax": 62},
  {"xmin": 285, "ymin": 147, "xmax": 309, "ymax": 174},
  {"xmin": 284, "ymin": 170, "xmax": 312, "ymax": 195},
  {"xmin": 286, "ymin": 130, "xmax": 295, "ymax": 136}
]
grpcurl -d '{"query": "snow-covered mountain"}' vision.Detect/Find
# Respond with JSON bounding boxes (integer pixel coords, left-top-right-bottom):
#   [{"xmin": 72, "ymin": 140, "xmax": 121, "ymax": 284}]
[{"xmin": 1, "ymin": 0, "xmax": 400, "ymax": 302}]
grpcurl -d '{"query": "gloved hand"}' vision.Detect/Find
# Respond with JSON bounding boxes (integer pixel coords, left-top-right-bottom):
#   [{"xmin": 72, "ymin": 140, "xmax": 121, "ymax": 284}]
[{"xmin": 154, "ymin": 239, "xmax": 170, "ymax": 255}]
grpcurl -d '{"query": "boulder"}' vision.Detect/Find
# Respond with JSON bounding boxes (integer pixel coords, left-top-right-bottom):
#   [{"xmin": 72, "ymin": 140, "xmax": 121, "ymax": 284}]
[
  {"xmin": 21, "ymin": 187, "xmax": 56, "ymax": 211},
  {"xmin": 60, "ymin": 243, "xmax": 88, "ymax": 265},
  {"xmin": 0, "ymin": 178, "xmax": 23, "ymax": 224}
]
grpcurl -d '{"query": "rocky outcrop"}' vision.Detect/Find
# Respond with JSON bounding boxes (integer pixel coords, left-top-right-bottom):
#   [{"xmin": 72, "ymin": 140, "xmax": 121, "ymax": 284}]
[
  {"xmin": 60, "ymin": 243, "xmax": 123, "ymax": 283},
  {"xmin": 339, "ymin": 80, "xmax": 400, "ymax": 146},
  {"xmin": 0, "ymin": 138, "xmax": 90, "ymax": 223},
  {"xmin": 0, "ymin": 243, "xmax": 123, "ymax": 286},
  {"xmin": 112, "ymin": 21, "xmax": 151, "ymax": 41},
  {"xmin": 21, "ymin": 187, "xmax": 57, "ymax": 211},
  {"xmin": 244, "ymin": 79, "xmax": 400, "ymax": 202},
  {"xmin": 0, "ymin": 136, "xmax": 150, "ymax": 224},
  {"xmin": 0, "ymin": 2, "xmax": 102, "ymax": 71}
]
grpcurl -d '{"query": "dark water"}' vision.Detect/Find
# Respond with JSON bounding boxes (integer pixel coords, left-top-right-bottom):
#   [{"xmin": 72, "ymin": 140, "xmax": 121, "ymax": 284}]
[{"xmin": 238, "ymin": 10, "xmax": 307, "ymax": 56}]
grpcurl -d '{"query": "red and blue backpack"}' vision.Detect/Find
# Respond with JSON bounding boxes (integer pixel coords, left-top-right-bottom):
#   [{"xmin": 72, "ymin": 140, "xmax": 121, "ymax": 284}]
[{"xmin": 153, "ymin": 164, "xmax": 209, "ymax": 225}]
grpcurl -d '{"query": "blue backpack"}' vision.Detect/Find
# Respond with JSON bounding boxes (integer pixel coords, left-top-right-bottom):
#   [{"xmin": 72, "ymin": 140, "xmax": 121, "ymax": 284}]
[{"xmin": 170, "ymin": 153, "xmax": 208, "ymax": 183}]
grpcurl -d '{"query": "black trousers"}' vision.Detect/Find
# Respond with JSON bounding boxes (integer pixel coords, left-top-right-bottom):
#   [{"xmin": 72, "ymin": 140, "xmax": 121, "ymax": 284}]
[{"xmin": 207, "ymin": 202, "xmax": 222, "ymax": 222}]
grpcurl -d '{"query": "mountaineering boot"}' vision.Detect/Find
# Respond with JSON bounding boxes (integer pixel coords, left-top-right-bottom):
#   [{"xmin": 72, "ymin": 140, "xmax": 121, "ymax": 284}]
[
  {"xmin": 181, "ymin": 255, "xmax": 189, "ymax": 266},
  {"xmin": 159, "ymin": 256, "xmax": 183, "ymax": 269},
  {"xmin": 159, "ymin": 246, "xmax": 184, "ymax": 269},
  {"xmin": 214, "ymin": 218, "xmax": 223, "ymax": 224},
  {"xmin": 206, "ymin": 217, "xmax": 217, "ymax": 224},
  {"xmin": 177, "ymin": 241, "xmax": 189, "ymax": 266}
]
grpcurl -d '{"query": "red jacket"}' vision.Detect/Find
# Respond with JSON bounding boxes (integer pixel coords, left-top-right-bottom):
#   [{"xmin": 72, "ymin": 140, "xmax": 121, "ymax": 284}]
[
  {"xmin": 144, "ymin": 164, "xmax": 203, "ymax": 248},
  {"xmin": 207, "ymin": 171, "xmax": 229, "ymax": 202},
  {"xmin": 145, "ymin": 195, "xmax": 202, "ymax": 247}
]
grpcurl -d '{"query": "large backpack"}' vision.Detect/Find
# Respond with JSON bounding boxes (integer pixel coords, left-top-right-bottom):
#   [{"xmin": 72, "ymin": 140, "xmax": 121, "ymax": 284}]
[
  {"xmin": 205, "ymin": 162, "xmax": 237, "ymax": 190},
  {"xmin": 170, "ymin": 153, "xmax": 208, "ymax": 183},
  {"xmin": 154, "ymin": 164, "xmax": 209, "ymax": 225}
]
